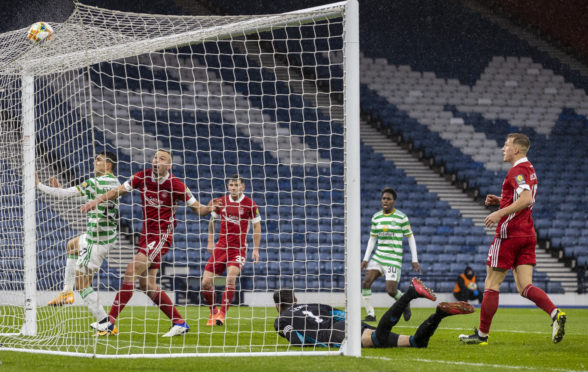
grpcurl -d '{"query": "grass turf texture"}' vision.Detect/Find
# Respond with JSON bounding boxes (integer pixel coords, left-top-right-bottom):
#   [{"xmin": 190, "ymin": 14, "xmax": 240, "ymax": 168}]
[{"xmin": 0, "ymin": 306, "xmax": 586, "ymax": 371}]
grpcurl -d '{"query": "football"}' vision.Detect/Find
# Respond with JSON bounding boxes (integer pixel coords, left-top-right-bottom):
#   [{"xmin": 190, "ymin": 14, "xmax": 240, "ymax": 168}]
[
  {"xmin": 27, "ymin": 22, "xmax": 54, "ymax": 43},
  {"xmin": 468, "ymin": 282, "xmax": 478, "ymax": 290}
]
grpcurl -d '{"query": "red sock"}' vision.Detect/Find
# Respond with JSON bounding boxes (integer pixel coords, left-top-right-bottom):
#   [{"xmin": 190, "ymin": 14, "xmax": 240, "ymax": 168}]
[
  {"xmin": 220, "ymin": 284, "xmax": 236, "ymax": 315},
  {"xmin": 522, "ymin": 284, "xmax": 557, "ymax": 315},
  {"xmin": 108, "ymin": 281, "xmax": 134, "ymax": 324},
  {"xmin": 202, "ymin": 287, "xmax": 217, "ymax": 313},
  {"xmin": 479, "ymin": 289, "xmax": 499, "ymax": 334},
  {"xmin": 150, "ymin": 288, "xmax": 184, "ymax": 324}
]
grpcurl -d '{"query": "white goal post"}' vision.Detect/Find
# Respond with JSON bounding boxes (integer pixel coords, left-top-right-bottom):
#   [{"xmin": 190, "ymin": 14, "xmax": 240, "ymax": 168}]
[{"xmin": 0, "ymin": 0, "xmax": 360, "ymax": 357}]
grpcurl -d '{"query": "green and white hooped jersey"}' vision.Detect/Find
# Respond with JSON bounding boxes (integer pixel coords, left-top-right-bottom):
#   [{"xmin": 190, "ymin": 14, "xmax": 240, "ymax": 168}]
[
  {"xmin": 370, "ymin": 209, "xmax": 413, "ymax": 268},
  {"xmin": 76, "ymin": 174, "xmax": 121, "ymax": 245}
]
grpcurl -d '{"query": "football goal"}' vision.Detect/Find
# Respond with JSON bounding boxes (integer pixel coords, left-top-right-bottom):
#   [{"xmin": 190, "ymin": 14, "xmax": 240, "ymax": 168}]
[{"xmin": 0, "ymin": 0, "xmax": 360, "ymax": 357}]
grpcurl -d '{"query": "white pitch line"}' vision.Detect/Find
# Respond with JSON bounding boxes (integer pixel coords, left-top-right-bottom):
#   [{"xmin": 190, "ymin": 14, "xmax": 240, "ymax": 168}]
[
  {"xmin": 364, "ymin": 356, "xmax": 583, "ymax": 372},
  {"xmin": 395, "ymin": 325, "xmax": 583, "ymax": 337},
  {"xmin": 390, "ymin": 325, "xmax": 552, "ymax": 335}
]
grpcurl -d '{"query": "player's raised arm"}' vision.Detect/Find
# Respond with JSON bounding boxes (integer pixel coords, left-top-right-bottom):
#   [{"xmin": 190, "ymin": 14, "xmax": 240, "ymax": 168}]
[{"xmin": 80, "ymin": 184, "xmax": 128, "ymax": 212}]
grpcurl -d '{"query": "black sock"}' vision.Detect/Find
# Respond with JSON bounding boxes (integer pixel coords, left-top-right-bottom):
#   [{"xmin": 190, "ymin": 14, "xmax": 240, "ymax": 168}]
[
  {"xmin": 374, "ymin": 290, "xmax": 416, "ymax": 345},
  {"xmin": 411, "ymin": 313, "xmax": 444, "ymax": 348}
]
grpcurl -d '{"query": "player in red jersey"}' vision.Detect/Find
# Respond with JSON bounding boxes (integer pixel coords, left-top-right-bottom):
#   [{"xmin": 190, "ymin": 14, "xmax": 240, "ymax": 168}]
[
  {"xmin": 81, "ymin": 149, "xmax": 218, "ymax": 337},
  {"xmin": 459, "ymin": 133, "xmax": 566, "ymax": 345},
  {"xmin": 202, "ymin": 174, "xmax": 261, "ymax": 326}
]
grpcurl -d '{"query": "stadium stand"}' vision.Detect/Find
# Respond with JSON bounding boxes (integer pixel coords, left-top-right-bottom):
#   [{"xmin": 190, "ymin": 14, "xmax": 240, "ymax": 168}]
[
  {"xmin": 3, "ymin": 0, "xmax": 584, "ymax": 297},
  {"xmin": 356, "ymin": 0, "xmax": 586, "ymax": 292}
]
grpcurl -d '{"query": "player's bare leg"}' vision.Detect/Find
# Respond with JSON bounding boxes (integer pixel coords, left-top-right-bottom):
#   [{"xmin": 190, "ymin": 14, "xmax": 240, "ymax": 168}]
[
  {"xmin": 513, "ymin": 264, "xmax": 565, "ymax": 343},
  {"xmin": 48, "ymin": 236, "xmax": 79, "ymax": 306},
  {"xmin": 361, "ymin": 270, "xmax": 379, "ymax": 321},
  {"xmin": 201, "ymin": 270, "xmax": 219, "ymax": 325}
]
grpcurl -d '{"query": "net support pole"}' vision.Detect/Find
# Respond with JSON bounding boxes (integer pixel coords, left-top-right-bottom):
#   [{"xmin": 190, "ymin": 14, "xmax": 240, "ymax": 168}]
[
  {"xmin": 21, "ymin": 74, "xmax": 37, "ymax": 336},
  {"xmin": 342, "ymin": 0, "xmax": 361, "ymax": 357}
]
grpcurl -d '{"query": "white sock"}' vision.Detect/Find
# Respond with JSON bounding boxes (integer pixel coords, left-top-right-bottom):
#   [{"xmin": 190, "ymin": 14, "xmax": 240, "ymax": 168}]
[
  {"xmin": 478, "ymin": 330, "xmax": 489, "ymax": 337},
  {"xmin": 80, "ymin": 287, "xmax": 107, "ymax": 321},
  {"xmin": 550, "ymin": 309, "xmax": 558, "ymax": 318},
  {"xmin": 63, "ymin": 256, "xmax": 77, "ymax": 292},
  {"xmin": 362, "ymin": 289, "xmax": 375, "ymax": 316}
]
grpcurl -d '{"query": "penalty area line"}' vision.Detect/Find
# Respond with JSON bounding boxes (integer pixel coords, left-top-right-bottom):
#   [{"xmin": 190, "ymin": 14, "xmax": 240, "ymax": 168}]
[{"xmin": 363, "ymin": 356, "xmax": 581, "ymax": 372}]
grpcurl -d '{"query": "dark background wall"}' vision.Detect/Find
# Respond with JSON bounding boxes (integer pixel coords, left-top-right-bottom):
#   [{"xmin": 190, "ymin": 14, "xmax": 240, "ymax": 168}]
[
  {"xmin": 1, "ymin": 0, "xmax": 587, "ymax": 65},
  {"xmin": 485, "ymin": 0, "xmax": 588, "ymax": 65}
]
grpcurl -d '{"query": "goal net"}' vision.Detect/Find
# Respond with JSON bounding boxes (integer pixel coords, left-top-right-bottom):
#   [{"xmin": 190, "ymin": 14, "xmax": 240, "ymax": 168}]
[{"xmin": 0, "ymin": 0, "xmax": 360, "ymax": 357}]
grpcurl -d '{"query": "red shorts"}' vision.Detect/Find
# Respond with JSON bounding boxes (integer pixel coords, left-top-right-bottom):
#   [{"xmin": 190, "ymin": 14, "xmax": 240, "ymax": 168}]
[
  {"xmin": 204, "ymin": 247, "xmax": 247, "ymax": 275},
  {"xmin": 487, "ymin": 235, "xmax": 536, "ymax": 270},
  {"xmin": 137, "ymin": 232, "xmax": 174, "ymax": 270}
]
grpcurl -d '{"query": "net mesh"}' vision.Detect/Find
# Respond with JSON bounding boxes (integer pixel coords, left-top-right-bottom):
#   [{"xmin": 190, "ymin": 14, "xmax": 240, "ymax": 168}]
[{"xmin": 0, "ymin": 1, "xmax": 347, "ymax": 356}]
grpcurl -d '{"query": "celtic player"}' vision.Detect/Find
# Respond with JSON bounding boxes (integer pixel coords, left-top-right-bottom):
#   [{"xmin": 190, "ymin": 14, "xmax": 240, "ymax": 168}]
[
  {"xmin": 361, "ymin": 187, "xmax": 421, "ymax": 322},
  {"xmin": 36, "ymin": 151, "xmax": 121, "ymax": 327}
]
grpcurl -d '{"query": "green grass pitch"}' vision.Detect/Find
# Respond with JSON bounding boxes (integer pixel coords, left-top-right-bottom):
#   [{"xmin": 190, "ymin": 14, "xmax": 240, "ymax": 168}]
[{"xmin": 0, "ymin": 305, "xmax": 586, "ymax": 371}]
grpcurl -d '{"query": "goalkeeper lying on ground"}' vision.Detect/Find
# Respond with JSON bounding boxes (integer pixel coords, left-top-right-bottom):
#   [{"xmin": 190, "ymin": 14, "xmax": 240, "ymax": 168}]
[{"xmin": 274, "ymin": 278, "xmax": 474, "ymax": 348}]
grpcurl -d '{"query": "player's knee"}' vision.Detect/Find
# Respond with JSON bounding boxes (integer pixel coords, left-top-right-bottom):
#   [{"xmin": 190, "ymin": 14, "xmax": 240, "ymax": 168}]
[
  {"xmin": 373, "ymin": 330, "xmax": 399, "ymax": 348},
  {"xmin": 411, "ymin": 336, "xmax": 428, "ymax": 348},
  {"xmin": 201, "ymin": 281, "xmax": 213, "ymax": 290},
  {"xmin": 66, "ymin": 240, "xmax": 77, "ymax": 255},
  {"xmin": 519, "ymin": 283, "xmax": 533, "ymax": 297},
  {"xmin": 124, "ymin": 266, "xmax": 135, "ymax": 277}
]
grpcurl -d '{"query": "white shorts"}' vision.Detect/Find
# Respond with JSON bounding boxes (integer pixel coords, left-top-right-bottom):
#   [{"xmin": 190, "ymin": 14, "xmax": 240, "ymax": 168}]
[
  {"xmin": 76, "ymin": 234, "xmax": 115, "ymax": 275},
  {"xmin": 366, "ymin": 260, "xmax": 402, "ymax": 282}
]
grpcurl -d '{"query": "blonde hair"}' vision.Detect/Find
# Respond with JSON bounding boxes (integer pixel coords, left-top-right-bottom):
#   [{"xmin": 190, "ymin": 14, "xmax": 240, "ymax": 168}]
[{"xmin": 507, "ymin": 133, "xmax": 530, "ymax": 153}]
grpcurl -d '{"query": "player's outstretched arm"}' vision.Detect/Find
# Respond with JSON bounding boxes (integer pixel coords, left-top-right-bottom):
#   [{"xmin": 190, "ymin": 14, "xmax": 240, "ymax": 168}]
[
  {"xmin": 36, "ymin": 172, "xmax": 79, "ymax": 198},
  {"xmin": 189, "ymin": 199, "xmax": 220, "ymax": 217},
  {"xmin": 80, "ymin": 184, "xmax": 128, "ymax": 212},
  {"xmin": 251, "ymin": 221, "xmax": 261, "ymax": 264}
]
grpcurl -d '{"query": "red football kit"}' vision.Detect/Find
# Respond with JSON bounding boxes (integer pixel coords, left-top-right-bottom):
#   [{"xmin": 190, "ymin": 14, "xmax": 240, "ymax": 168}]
[
  {"xmin": 487, "ymin": 157, "xmax": 538, "ymax": 269},
  {"xmin": 124, "ymin": 169, "xmax": 196, "ymax": 269},
  {"xmin": 205, "ymin": 194, "xmax": 261, "ymax": 275}
]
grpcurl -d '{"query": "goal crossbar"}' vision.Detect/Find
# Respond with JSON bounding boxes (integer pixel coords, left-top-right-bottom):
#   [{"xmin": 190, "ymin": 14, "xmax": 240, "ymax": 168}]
[{"xmin": 7, "ymin": 2, "xmax": 347, "ymax": 76}]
